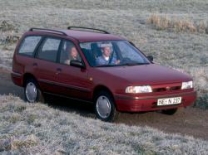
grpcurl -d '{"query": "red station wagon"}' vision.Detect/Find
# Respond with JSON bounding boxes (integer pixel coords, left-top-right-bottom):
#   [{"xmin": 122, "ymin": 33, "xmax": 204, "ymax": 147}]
[{"xmin": 11, "ymin": 27, "xmax": 197, "ymax": 121}]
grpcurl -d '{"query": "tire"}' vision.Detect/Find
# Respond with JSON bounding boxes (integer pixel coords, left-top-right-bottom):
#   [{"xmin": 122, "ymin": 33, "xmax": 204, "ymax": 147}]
[
  {"xmin": 24, "ymin": 78, "xmax": 44, "ymax": 103},
  {"xmin": 94, "ymin": 91, "xmax": 118, "ymax": 122},
  {"xmin": 162, "ymin": 108, "xmax": 178, "ymax": 115}
]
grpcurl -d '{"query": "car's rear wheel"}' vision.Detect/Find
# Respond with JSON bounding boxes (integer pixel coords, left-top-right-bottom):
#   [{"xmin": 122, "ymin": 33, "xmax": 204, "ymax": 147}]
[
  {"xmin": 95, "ymin": 91, "xmax": 117, "ymax": 122},
  {"xmin": 162, "ymin": 108, "xmax": 178, "ymax": 115},
  {"xmin": 24, "ymin": 79, "xmax": 44, "ymax": 103}
]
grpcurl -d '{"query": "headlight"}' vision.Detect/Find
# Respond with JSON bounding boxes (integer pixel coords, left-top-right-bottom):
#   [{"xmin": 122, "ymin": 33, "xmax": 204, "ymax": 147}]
[
  {"xmin": 125, "ymin": 85, "xmax": 152, "ymax": 93},
  {"xmin": 181, "ymin": 81, "xmax": 193, "ymax": 89}
]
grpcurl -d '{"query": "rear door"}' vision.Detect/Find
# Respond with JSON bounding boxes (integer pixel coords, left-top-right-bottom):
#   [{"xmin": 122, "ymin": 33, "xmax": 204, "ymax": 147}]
[{"xmin": 35, "ymin": 37, "xmax": 61, "ymax": 93}]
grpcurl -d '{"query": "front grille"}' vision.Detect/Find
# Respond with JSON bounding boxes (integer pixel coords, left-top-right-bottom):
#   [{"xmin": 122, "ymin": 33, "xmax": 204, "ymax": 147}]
[{"xmin": 152, "ymin": 85, "xmax": 181, "ymax": 92}]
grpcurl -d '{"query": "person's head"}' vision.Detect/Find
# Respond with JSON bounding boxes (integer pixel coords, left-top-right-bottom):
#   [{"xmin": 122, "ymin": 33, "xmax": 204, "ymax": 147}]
[
  {"xmin": 69, "ymin": 47, "xmax": 78, "ymax": 59},
  {"xmin": 102, "ymin": 46, "xmax": 111, "ymax": 57}
]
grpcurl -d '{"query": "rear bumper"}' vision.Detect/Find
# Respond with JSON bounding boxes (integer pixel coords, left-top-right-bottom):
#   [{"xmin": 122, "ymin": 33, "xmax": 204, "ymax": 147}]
[
  {"xmin": 115, "ymin": 90, "xmax": 197, "ymax": 112},
  {"xmin": 11, "ymin": 72, "xmax": 23, "ymax": 87}
]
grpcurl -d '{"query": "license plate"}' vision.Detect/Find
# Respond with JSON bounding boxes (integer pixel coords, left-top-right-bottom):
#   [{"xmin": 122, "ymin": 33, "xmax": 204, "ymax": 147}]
[{"xmin": 157, "ymin": 97, "xmax": 182, "ymax": 106}]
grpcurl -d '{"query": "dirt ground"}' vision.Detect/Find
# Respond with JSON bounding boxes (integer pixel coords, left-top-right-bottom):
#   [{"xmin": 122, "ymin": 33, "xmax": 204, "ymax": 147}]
[{"xmin": 1, "ymin": 67, "xmax": 208, "ymax": 141}]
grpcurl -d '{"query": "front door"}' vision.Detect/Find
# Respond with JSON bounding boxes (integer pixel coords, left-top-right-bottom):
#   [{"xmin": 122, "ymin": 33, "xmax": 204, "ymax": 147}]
[{"xmin": 54, "ymin": 40, "xmax": 93, "ymax": 101}]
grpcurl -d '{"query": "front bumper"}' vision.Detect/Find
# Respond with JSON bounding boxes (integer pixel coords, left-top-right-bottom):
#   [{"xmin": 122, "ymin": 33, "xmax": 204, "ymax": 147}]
[{"xmin": 115, "ymin": 90, "xmax": 197, "ymax": 112}]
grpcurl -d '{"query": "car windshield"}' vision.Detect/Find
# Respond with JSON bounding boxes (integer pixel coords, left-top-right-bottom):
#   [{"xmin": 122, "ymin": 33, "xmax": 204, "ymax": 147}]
[{"xmin": 80, "ymin": 41, "xmax": 150, "ymax": 67}]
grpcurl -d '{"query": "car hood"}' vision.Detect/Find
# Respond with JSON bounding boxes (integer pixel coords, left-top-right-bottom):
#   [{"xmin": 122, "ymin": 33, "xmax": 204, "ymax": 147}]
[{"xmin": 96, "ymin": 64, "xmax": 192, "ymax": 85}]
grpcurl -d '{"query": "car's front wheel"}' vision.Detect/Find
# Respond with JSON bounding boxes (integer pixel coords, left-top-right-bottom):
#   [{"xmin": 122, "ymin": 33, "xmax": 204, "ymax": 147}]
[
  {"xmin": 95, "ymin": 91, "xmax": 117, "ymax": 122},
  {"xmin": 24, "ymin": 79, "xmax": 44, "ymax": 103}
]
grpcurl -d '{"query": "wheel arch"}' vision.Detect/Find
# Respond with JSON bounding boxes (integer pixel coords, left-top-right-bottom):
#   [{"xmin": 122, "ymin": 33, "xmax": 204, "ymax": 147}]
[
  {"xmin": 23, "ymin": 73, "xmax": 45, "ymax": 103},
  {"xmin": 23, "ymin": 73, "xmax": 38, "ymax": 87},
  {"xmin": 93, "ymin": 85, "xmax": 117, "ymax": 109}
]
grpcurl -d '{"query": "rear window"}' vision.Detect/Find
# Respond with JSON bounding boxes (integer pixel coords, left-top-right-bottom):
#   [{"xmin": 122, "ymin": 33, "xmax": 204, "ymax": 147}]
[{"xmin": 18, "ymin": 36, "xmax": 42, "ymax": 56}]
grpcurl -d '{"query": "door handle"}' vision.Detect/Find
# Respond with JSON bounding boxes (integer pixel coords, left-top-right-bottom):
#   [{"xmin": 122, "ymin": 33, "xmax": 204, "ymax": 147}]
[{"xmin": 56, "ymin": 68, "xmax": 62, "ymax": 75}]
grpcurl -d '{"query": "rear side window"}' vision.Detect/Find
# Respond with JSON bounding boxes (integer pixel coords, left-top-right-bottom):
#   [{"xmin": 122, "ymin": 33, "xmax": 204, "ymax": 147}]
[
  {"xmin": 18, "ymin": 36, "xmax": 42, "ymax": 56},
  {"xmin": 36, "ymin": 38, "xmax": 61, "ymax": 62}
]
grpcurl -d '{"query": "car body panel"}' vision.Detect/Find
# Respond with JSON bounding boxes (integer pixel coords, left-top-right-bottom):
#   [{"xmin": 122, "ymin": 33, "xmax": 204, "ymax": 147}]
[
  {"xmin": 51, "ymin": 63, "xmax": 93, "ymax": 100},
  {"xmin": 92, "ymin": 64, "xmax": 191, "ymax": 85}
]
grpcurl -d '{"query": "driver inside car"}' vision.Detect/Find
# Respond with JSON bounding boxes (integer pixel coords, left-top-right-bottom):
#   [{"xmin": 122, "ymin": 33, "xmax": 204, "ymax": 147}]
[{"xmin": 96, "ymin": 44, "xmax": 120, "ymax": 65}]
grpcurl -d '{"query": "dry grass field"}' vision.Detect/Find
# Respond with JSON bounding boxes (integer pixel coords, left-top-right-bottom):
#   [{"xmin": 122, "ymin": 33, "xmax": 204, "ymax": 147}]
[
  {"xmin": 0, "ymin": 0, "xmax": 208, "ymax": 154},
  {"xmin": 1, "ymin": 95, "xmax": 208, "ymax": 154}
]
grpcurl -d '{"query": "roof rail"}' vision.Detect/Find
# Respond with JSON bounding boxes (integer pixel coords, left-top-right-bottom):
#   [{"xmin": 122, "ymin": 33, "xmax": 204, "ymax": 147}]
[
  {"xmin": 67, "ymin": 26, "xmax": 110, "ymax": 34},
  {"xmin": 29, "ymin": 28, "xmax": 67, "ymax": 36}
]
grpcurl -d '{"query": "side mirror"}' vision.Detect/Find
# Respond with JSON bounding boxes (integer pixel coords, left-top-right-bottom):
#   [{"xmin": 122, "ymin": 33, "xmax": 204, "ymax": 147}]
[
  {"xmin": 70, "ymin": 60, "xmax": 85, "ymax": 69},
  {"xmin": 147, "ymin": 55, "xmax": 153, "ymax": 62}
]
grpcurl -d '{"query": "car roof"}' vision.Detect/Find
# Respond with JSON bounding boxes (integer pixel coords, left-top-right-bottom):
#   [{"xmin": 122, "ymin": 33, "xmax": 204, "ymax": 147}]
[
  {"xmin": 63, "ymin": 30, "xmax": 124, "ymax": 42},
  {"xmin": 27, "ymin": 27, "xmax": 125, "ymax": 42}
]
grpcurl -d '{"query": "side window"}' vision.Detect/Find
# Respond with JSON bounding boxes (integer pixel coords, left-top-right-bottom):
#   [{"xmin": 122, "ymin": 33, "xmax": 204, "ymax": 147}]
[
  {"xmin": 59, "ymin": 40, "xmax": 81, "ymax": 65},
  {"xmin": 37, "ymin": 38, "xmax": 61, "ymax": 62},
  {"xmin": 18, "ymin": 36, "xmax": 42, "ymax": 56}
]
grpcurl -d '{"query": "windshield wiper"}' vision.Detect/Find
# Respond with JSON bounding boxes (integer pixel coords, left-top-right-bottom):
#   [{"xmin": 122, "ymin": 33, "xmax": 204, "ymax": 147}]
[
  {"xmin": 96, "ymin": 64, "xmax": 117, "ymax": 67},
  {"xmin": 96, "ymin": 62, "xmax": 150, "ymax": 67},
  {"xmin": 120, "ymin": 62, "xmax": 150, "ymax": 66}
]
